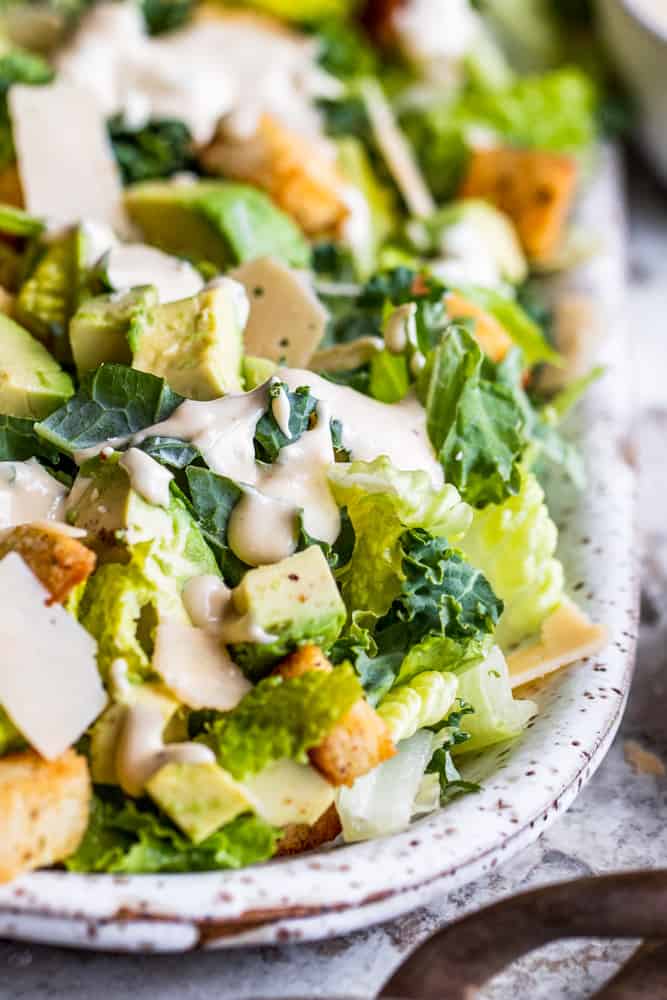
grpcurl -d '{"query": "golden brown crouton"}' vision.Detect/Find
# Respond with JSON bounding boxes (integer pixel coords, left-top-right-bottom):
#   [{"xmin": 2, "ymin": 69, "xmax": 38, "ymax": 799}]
[
  {"xmin": 445, "ymin": 290, "xmax": 512, "ymax": 362},
  {"xmin": 200, "ymin": 114, "xmax": 349, "ymax": 237},
  {"xmin": 0, "ymin": 164, "xmax": 23, "ymax": 208},
  {"xmin": 311, "ymin": 699, "xmax": 396, "ymax": 787},
  {"xmin": 459, "ymin": 148, "xmax": 578, "ymax": 261},
  {"xmin": 276, "ymin": 645, "xmax": 396, "ymax": 787},
  {"xmin": 0, "ymin": 523, "xmax": 96, "ymax": 605},
  {"xmin": 276, "ymin": 803, "xmax": 342, "ymax": 857},
  {"xmin": 0, "ymin": 749, "xmax": 91, "ymax": 882}
]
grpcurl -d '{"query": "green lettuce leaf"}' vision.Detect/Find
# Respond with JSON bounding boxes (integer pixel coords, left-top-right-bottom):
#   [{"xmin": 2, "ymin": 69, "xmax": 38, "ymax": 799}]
[
  {"xmin": 373, "ymin": 528, "xmax": 503, "ymax": 653},
  {"xmin": 108, "ymin": 115, "xmax": 195, "ymax": 185},
  {"xmin": 199, "ymin": 664, "xmax": 362, "ymax": 780},
  {"xmin": 138, "ymin": 436, "xmax": 202, "ymax": 469},
  {"xmin": 420, "ymin": 325, "xmax": 525, "ymax": 508},
  {"xmin": 377, "ymin": 670, "xmax": 458, "ymax": 742},
  {"xmin": 77, "ymin": 488, "xmax": 219, "ymax": 680},
  {"xmin": 0, "ymin": 414, "xmax": 64, "ymax": 465},
  {"xmin": 37, "ymin": 364, "xmax": 183, "ymax": 456},
  {"xmin": 185, "ymin": 466, "xmax": 248, "ymax": 586},
  {"xmin": 253, "ymin": 382, "xmax": 318, "ymax": 463},
  {"xmin": 457, "ymin": 285, "xmax": 560, "ymax": 366},
  {"xmin": 66, "ymin": 791, "xmax": 277, "ymax": 873},
  {"xmin": 459, "ymin": 471, "xmax": 563, "ymax": 648},
  {"xmin": 328, "ymin": 455, "xmax": 471, "ymax": 617},
  {"xmin": 454, "ymin": 646, "xmax": 536, "ymax": 753},
  {"xmin": 402, "ymin": 68, "xmax": 597, "ymax": 201},
  {"xmin": 426, "ymin": 699, "xmax": 479, "ymax": 803}
]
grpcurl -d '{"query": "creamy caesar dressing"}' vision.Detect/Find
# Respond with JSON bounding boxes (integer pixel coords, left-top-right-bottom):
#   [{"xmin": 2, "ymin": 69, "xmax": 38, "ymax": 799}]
[
  {"xmin": 116, "ymin": 695, "xmax": 215, "ymax": 797},
  {"xmin": 152, "ymin": 617, "xmax": 251, "ymax": 711},
  {"xmin": 255, "ymin": 400, "xmax": 340, "ymax": 545},
  {"xmin": 134, "ymin": 385, "xmax": 269, "ymax": 482},
  {"xmin": 270, "ymin": 383, "xmax": 292, "ymax": 439},
  {"xmin": 104, "ymin": 244, "xmax": 204, "ymax": 303},
  {"xmin": 0, "ymin": 460, "xmax": 67, "ymax": 529},
  {"xmin": 227, "ymin": 488, "xmax": 298, "ymax": 567},
  {"xmin": 182, "ymin": 573, "xmax": 276, "ymax": 645},
  {"xmin": 277, "ymin": 369, "xmax": 443, "ymax": 485},
  {"xmin": 118, "ymin": 448, "xmax": 174, "ymax": 508},
  {"xmin": 384, "ymin": 302, "xmax": 417, "ymax": 354},
  {"xmin": 627, "ymin": 0, "xmax": 667, "ymax": 33},
  {"xmin": 394, "ymin": 0, "xmax": 480, "ymax": 80},
  {"xmin": 56, "ymin": 1, "xmax": 341, "ymax": 146}
]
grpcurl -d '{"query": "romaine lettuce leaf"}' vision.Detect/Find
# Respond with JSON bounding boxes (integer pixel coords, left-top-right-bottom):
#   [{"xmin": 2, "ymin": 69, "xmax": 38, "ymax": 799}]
[
  {"xmin": 328, "ymin": 456, "xmax": 472, "ymax": 617},
  {"xmin": 419, "ymin": 325, "xmax": 525, "ymax": 508},
  {"xmin": 108, "ymin": 115, "xmax": 195, "ymax": 185},
  {"xmin": 402, "ymin": 68, "xmax": 597, "ymax": 201},
  {"xmin": 197, "ymin": 664, "xmax": 362, "ymax": 780},
  {"xmin": 459, "ymin": 471, "xmax": 564, "ymax": 648},
  {"xmin": 457, "ymin": 285, "xmax": 560, "ymax": 366},
  {"xmin": 454, "ymin": 646, "xmax": 536, "ymax": 752},
  {"xmin": 66, "ymin": 791, "xmax": 277, "ymax": 873},
  {"xmin": 377, "ymin": 670, "xmax": 458, "ymax": 742}
]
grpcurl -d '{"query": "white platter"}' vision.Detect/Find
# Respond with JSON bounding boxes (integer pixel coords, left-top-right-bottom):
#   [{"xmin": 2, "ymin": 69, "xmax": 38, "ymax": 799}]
[{"xmin": 0, "ymin": 148, "xmax": 638, "ymax": 952}]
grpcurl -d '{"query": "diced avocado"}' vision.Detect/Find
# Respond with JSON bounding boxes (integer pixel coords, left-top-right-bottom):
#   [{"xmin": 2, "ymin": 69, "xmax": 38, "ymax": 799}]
[
  {"xmin": 69, "ymin": 457, "xmax": 217, "ymax": 578},
  {"xmin": 243, "ymin": 355, "xmax": 277, "ymax": 390},
  {"xmin": 124, "ymin": 180, "xmax": 310, "ymax": 270},
  {"xmin": 70, "ymin": 285, "xmax": 158, "ymax": 376},
  {"xmin": 230, "ymin": 546, "xmax": 346, "ymax": 677},
  {"xmin": 89, "ymin": 702, "xmax": 125, "ymax": 784},
  {"xmin": 425, "ymin": 199, "xmax": 527, "ymax": 285},
  {"xmin": 14, "ymin": 226, "xmax": 87, "ymax": 361},
  {"xmin": 0, "ymin": 313, "xmax": 73, "ymax": 418},
  {"xmin": 242, "ymin": 759, "xmax": 334, "ymax": 827},
  {"xmin": 131, "ymin": 284, "xmax": 244, "ymax": 400},
  {"xmin": 146, "ymin": 761, "xmax": 250, "ymax": 843}
]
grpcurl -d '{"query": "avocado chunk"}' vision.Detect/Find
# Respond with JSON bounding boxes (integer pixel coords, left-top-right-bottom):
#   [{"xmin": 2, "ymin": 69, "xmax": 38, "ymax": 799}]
[
  {"xmin": 14, "ymin": 226, "xmax": 87, "ymax": 361},
  {"xmin": 0, "ymin": 313, "xmax": 73, "ymax": 418},
  {"xmin": 243, "ymin": 354, "xmax": 277, "ymax": 390},
  {"xmin": 230, "ymin": 546, "xmax": 346, "ymax": 677},
  {"xmin": 146, "ymin": 761, "xmax": 250, "ymax": 843},
  {"xmin": 131, "ymin": 284, "xmax": 244, "ymax": 400},
  {"xmin": 70, "ymin": 285, "xmax": 158, "ymax": 376},
  {"xmin": 124, "ymin": 180, "xmax": 310, "ymax": 269}
]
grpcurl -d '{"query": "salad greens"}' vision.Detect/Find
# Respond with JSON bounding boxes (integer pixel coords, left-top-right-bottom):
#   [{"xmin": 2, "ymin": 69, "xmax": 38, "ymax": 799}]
[{"xmin": 0, "ymin": 0, "xmax": 611, "ymax": 879}]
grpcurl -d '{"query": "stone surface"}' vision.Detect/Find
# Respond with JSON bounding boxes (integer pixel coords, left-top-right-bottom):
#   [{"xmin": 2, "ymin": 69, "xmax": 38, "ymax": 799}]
[{"xmin": 1, "ymin": 153, "xmax": 666, "ymax": 999}]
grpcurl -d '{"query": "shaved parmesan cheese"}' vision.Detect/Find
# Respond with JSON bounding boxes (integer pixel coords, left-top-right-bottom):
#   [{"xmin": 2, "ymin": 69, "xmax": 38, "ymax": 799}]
[
  {"xmin": 243, "ymin": 758, "xmax": 334, "ymax": 827},
  {"xmin": 9, "ymin": 82, "xmax": 126, "ymax": 233},
  {"xmin": 507, "ymin": 597, "xmax": 608, "ymax": 689},
  {"xmin": 152, "ymin": 618, "xmax": 251, "ymax": 711},
  {"xmin": 231, "ymin": 257, "xmax": 327, "ymax": 367},
  {"xmin": 0, "ymin": 553, "xmax": 106, "ymax": 759},
  {"xmin": 104, "ymin": 244, "xmax": 204, "ymax": 303},
  {"xmin": 360, "ymin": 79, "xmax": 434, "ymax": 218}
]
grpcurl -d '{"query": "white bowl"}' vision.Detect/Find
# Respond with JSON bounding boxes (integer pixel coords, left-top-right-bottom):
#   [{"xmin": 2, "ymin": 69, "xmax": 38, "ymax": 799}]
[{"xmin": 595, "ymin": 0, "xmax": 667, "ymax": 183}]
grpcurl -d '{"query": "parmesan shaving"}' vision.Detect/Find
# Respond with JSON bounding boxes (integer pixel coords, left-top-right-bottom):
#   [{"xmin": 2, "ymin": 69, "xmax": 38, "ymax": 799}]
[{"xmin": 507, "ymin": 597, "xmax": 608, "ymax": 689}]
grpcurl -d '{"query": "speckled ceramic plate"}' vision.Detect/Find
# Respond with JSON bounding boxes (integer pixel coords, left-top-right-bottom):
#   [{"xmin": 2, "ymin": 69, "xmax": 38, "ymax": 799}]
[{"xmin": 0, "ymin": 148, "xmax": 638, "ymax": 953}]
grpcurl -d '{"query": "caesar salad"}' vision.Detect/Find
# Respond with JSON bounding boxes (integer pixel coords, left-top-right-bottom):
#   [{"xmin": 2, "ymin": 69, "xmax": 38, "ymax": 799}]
[{"xmin": 0, "ymin": 0, "xmax": 611, "ymax": 879}]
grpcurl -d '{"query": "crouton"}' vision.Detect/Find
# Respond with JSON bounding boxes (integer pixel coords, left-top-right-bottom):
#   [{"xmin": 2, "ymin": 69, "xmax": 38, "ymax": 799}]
[
  {"xmin": 0, "ymin": 164, "xmax": 23, "ymax": 208},
  {"xmin": 276, "ymin": 645, "xmax": 396, "ymax": 787},
  {"xmin": 0, "ymin": 749, "xmax": 90, "ymax": 882},
  {"xmin": 276, "ymin": 803, "xmax": 342, "ymax": 857},
  {"xmin": 445, "ymin": 290, "xmax": 512, "ymax": 362},
  {"xmin": 459, "ymin": 148, "xmax": 578, "ymax": 261},
  {"xmin": 0, "ymin": 523, "xmax": 96, "ymax": 604},
  {"xmin": 200, "ymin": 114, "xmax": 349, "ymax": 237}
]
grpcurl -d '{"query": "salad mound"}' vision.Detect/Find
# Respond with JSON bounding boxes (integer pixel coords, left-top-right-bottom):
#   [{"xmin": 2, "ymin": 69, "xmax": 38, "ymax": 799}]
[{"xmin": 0, "ymin": 0, "xmax": 610, "ymax": 879}]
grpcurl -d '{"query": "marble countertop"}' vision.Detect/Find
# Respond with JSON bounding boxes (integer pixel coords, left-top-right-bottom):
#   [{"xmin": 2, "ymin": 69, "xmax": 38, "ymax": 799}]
[{"xmin": 2, "ymin": 154, "xmax": 666, "ymax": 1000}]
